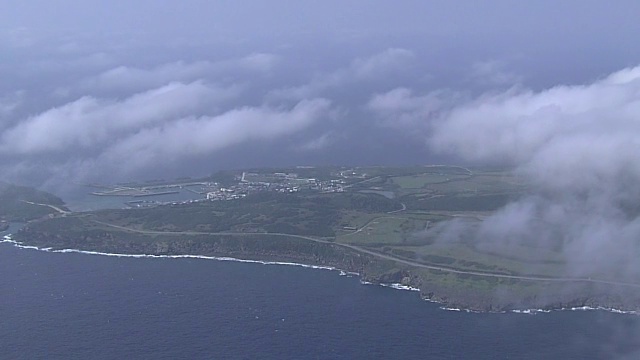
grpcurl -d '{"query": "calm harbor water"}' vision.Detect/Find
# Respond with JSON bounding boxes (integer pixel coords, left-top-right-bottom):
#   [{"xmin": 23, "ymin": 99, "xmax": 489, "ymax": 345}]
[
  {"xmin": 1, "ymin": 237, "xmax": 639, "ymax": 359},
  {"xmin": 61, "ymin": 185, "xmax": 207, "ymax": 211}
]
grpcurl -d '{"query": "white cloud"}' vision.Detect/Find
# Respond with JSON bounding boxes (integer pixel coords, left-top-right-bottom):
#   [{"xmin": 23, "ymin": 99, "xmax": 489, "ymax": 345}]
[
  {"xmin": 367, "ymin": 87, "xmax": 445, "ymax": 129},
  {"xmin": 427, "ymin": 64, "xmax": 640, "ymax": 280},
  {"xmin": 0, "ymin": 81, "xmax": 239, "ymax": 154},
  {"xmin": 84, "ymin": 61, "xmax": 213, "ymax": 92},
  {"xmin": 430, "ymin": 65, "xmax": 640, "ymax": 173},
  {"xmin": 99, "ymin": 98, "xmax": 331, "ymax": 172}
]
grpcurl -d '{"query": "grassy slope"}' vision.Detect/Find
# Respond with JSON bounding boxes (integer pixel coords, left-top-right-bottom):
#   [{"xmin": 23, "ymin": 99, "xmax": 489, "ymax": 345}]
[{"xmin": 0, "ymin": 183, "xmax": 67, "ymax": 221}]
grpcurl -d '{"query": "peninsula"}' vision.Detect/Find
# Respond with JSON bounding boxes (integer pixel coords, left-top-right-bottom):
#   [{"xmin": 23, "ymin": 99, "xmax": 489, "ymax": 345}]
[
  {"xmin": 0, "ymin": 182, "xmax": 69, "ymax": 222},
  {"xmin": 7, "ymin": 166, "xmax": 640, "ymax": 312}
]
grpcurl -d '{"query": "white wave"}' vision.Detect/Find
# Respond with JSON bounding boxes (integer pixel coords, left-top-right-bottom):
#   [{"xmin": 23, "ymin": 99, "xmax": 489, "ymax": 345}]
[
  {"xmin": 51, "ymin": 248, "xmax": 342, "ymax": 271},
  {"xmin": 339, "ymin": 270, "xmax": 358, "ymax": 277},
  {"xmin": 565, "ymin": 306, "xmax": 638, "ymax": 315},
  {"xmin": 511, "ymin": 309, "xmax": 551, "ymax": 315},
  {"xmin": 607, "ymin": 308, "xmax": 638, "ymax": 315},
  {"xmin": 379, "ymin": 283, "xmax": 420, "ymax": 292},
  {"xmin": 507, "ymin": 306, "xmax": 637, "ymax": 316},
  {"xmin": 0, "ymin": 237, "xmax": 364, "ymax": 275},
  {"xmin": 439, "ymin": 306, "xmax": 484, "ymax": 313},
  {"xmin": 3, "ymin": 238, "xmax": 638, "ymax": 316},
  {"xmin": 421, "ymin": 297, "xmax": 441, "ymax": 305}
]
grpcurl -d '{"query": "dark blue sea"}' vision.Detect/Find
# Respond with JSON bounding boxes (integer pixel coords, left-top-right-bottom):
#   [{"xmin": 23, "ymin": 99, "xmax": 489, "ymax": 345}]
[{"xmin": 1, "ymin": 237, "xmax": 639, "ymax": 359}]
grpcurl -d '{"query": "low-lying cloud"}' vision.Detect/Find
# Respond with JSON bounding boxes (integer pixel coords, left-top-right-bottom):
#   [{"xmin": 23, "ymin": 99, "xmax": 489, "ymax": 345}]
[
  {"xmin": 0, "ymin": 81, "xmax": 237, "ymax": 155},
  {"xmin": 0, "ymin": 75, "xmax": 330, "ymax": 182},
  {"xmin": 1, "ymin": 47, "xmax": 426, "ymax": 185},
  {"xmin": 367, "ymin": 87, "xmax": 449, "ymax": 130},
  {"xmin": 99, "ymin": 98, "xmax": 331, "ymax": 173},
  {"xmin": 425, "ymin": 65, "xmax": 640, "ymax": 281}
]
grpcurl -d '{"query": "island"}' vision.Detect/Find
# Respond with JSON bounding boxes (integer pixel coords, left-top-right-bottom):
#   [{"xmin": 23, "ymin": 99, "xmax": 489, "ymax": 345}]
[{"xmin": 7, "ymin": 166, "xmax": 640, "ymax": 312}]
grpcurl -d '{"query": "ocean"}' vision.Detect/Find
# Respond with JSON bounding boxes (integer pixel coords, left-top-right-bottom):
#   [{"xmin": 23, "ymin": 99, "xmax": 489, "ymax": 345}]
[{"xmin": 1, "ymin": 236, "xmax": 639, "ymax": 359}]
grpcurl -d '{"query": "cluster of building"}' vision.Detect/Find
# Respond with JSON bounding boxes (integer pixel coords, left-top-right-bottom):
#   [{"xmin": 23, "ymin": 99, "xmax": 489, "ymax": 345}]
[
  {"xmin": 205, "ymin": 187, "xmax": 247, "ymax": 201},
  {"xmin": 203, "ymin": 172, "xmax": 345, "ymax": 202},
  {"xmin": 117, "ymin": 170, "xmax": 356, "ymax": 208}
]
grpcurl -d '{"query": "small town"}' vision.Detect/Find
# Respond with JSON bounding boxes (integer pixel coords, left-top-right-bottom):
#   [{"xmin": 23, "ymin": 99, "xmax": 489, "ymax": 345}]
[
  {"xmin": 91, "ymin": 169, "xmax": 352, "ymax": 208},
  {"xmin": 205, "ymin": 171, "xmax": 345, "ymax": 200}
]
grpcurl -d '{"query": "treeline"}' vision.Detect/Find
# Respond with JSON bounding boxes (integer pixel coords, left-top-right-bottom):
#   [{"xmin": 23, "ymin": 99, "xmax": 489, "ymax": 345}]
[
  {"xmin": 402, "ymin": 193, "xmax": 515, "ymax": 211},
  {"xmin": 313, "ymin": 192, "xmax": 401, "ymax": 213}
]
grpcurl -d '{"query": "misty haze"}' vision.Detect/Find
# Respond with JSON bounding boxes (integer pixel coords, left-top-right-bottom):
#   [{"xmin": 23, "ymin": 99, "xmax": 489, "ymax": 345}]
[{"xmin": 1, "ymin": 1, "xmax": 640, "ymax": 359}]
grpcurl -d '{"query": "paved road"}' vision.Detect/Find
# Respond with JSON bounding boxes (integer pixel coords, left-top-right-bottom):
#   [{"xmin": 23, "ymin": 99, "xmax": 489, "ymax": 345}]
[
  {"xmin": 90, "ymin": 219, "xmax": 640, "ymax": 289},
  {"xmin": 424, "ymin": 164, "xmax": 473, "ymax": 176},
  {"xmin": 387, "ymin": 202, "xmax": 406, "ymax": 214},
  {"xmin": 339, "ymin": 215, "xmax": 407, "ymax": 237},
  {"xmin": 343, "ymin": 176, "xmax": 381, "ymax": 189},
  {"xmin": 21, "ymin": 200, "xmax": 70, "ymax": 215}
]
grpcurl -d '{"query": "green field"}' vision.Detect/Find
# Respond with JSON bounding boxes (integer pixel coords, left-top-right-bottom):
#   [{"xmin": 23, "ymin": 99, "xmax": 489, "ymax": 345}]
[
  {"xmin": 11, "ymin": 165, "xmax": 639, "ymax": 311},
  {"xmin": 391, "ymin": 173, "xmax": 471, "ymax": 189}
]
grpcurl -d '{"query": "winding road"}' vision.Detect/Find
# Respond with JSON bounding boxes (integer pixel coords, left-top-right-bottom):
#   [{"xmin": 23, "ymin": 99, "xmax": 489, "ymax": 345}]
[
  {"xmin": 21, "ymin": 200, "xmax": 70, "ymax": 215},
  {"xmin": 26, "ymin": 199, "xmax": 640, "ymax": 289},
  {"xmin": 89, "ymin": 219, "xmax": 640, "ymax": 289}
]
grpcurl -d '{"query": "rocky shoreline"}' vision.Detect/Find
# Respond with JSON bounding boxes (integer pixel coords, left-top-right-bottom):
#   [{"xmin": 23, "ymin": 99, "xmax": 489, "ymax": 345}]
[
  {"xmin": 359, "ymin": 267, "xmax": 640, "ymax": 313},
  {"xmin": 10, "ymin": 227, "xmax": 640, "ymax": 314}
]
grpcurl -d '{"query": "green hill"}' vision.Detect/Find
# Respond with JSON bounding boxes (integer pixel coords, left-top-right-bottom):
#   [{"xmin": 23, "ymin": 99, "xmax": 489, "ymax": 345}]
[{"xmin": 0, "ymin": 182, "xmax": 67, "ymax": 221}]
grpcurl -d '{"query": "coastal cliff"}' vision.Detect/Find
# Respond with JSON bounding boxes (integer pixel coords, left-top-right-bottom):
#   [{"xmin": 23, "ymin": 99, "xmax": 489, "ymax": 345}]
[
  {"xmin": 13, "ymin": 224, "xmax": 640, "ymax": 313},
  {"xmin": 6, "ymin": 168, "xmax": 640, "ymax": 313}
]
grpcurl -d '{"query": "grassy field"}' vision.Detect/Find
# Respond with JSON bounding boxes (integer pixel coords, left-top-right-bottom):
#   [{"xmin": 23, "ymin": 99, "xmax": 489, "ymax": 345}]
[
  {"xmin": 82, "ymin": 166, "xmax": 553, "ymax": 281},
  {"xmin": 391, "ymin": 173, "xmax": 471, "ymax": 189},
  {"xmin": 331, "ymin": 165, "xmax": 564, "ymax": 279},
  {"xmin": 333, "ymin": 209, "xmax": 568, "ymax": 277},
  {"xmin": 337, "ymin": 212, "xmax": 443, "ymax": 243}
]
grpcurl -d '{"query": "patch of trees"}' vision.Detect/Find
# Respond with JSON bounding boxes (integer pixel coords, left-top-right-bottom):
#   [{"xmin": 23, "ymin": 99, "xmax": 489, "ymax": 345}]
[{"xmin": 402, "ymin": 194, "xmax": 515, "ymax": 211}]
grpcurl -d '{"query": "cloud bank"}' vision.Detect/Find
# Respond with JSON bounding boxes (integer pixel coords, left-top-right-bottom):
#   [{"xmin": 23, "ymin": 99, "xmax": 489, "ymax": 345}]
[
  {"xmin": 0, "ymin": 72, "xmax": 331, "ymax": 182},
  {"xmin": 425, "ymin": 65, "xmax": 640, "ymax": 281}
]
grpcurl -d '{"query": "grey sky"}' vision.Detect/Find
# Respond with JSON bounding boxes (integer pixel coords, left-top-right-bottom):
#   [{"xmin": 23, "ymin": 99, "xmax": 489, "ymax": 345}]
[{"xmin": 2, "ymin": 1, "xmax": 639, "ymax": 37}]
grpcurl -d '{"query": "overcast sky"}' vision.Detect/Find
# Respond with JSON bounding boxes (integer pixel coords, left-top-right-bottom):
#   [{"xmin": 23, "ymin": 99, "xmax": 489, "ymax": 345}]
[{"xmin": 1, "ymin": 0, "xmax": 640, "ymax": 186}]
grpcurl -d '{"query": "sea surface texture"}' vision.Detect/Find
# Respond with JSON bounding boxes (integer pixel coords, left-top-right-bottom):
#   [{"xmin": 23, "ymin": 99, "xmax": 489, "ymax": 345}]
[{"xmin": 1, "ymin": 239, "xmax": 639, "ymax": 359}]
